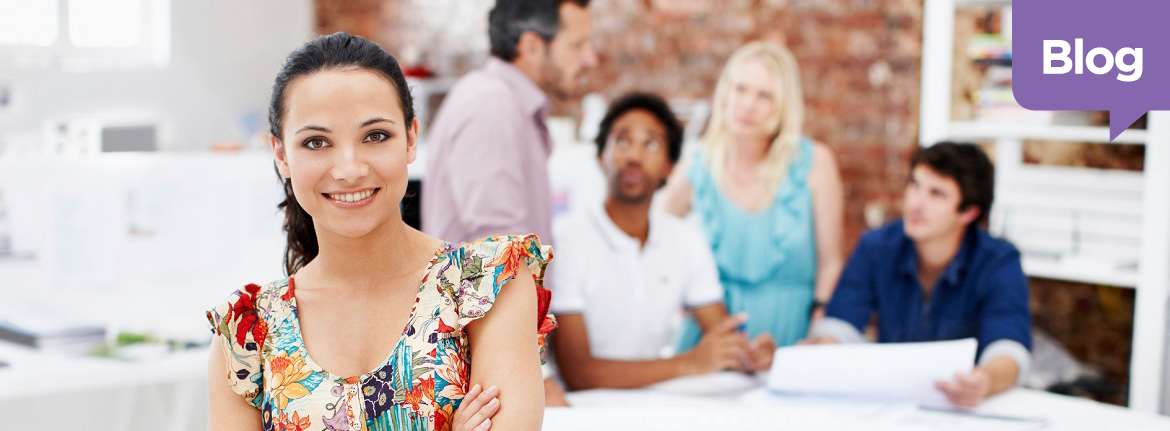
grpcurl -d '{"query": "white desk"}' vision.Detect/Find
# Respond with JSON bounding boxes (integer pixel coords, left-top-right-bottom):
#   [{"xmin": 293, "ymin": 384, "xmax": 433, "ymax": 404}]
[
  {"xmin": 3, "ymin": 350, "xmax": 1168, "ymax": 431},
  {"xmin": 0, "ymin": 341, "xmax": 208, "ymax": 430},
  {"xmin": 547, "ymin": 372, "xmax": 1170, "ymax": 431}
]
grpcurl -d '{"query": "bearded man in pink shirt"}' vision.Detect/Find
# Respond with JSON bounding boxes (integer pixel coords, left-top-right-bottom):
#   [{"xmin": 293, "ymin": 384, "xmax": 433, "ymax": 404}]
[
  {"xmin": 421, "ymin": 0, "xmax": 599, "ymax": 407},
  {"xmin": 422, "ymin": 0, "xmax": 598, "ymax": 245}
]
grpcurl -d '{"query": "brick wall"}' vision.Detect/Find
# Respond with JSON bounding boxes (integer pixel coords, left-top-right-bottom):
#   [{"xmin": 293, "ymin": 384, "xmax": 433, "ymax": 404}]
[{"xmin": 1030, "ymin": 280, "xmax": 1134, "ymax": 406}]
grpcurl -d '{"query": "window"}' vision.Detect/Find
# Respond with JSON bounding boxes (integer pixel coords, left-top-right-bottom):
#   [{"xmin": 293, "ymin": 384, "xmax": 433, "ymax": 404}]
[
  {"xmin": 0, "ymin": 2, "xmax": 58, "ymax": 46},
  {"xmin": 0, "ymin": 0, "xmax": 170, "ymax": 71}
]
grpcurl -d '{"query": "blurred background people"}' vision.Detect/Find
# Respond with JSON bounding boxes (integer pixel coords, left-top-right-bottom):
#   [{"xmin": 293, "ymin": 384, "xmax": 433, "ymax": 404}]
[
  {"xmin": 421, "ymin": 0, "xmax": 597, "ymax": 245},
  {"xmin": 420, "ymin": 0, "xmax": 598, "ymax": 407},
  {"xmin": 551, "ymin": 93, "xmax": 774, "ymax": 391},
  {"xmin": 662, "ymin": 41, "xmax": 846, "ymax": 350},
  {"xmin": 808, "ymin": 142, "xmax": 1032, "ymax": 408}
]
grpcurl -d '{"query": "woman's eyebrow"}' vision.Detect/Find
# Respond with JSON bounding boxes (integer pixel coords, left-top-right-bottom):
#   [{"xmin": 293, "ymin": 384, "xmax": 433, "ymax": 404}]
[
  {"xmin": 361, "ymin": 117, "xmax": 396, "ymax": 127},
  {"xmin": 295, "ymin": 125, "xmax": 330, "ymax": 134}
]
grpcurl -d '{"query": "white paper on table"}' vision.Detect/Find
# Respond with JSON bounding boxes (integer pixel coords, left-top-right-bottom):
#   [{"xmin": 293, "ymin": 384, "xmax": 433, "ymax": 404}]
[
  {"xmin": 766, "ymin": 338, "xmax": 977, "ymax": 407},
  {"xmin": 645, "ymin": 370, "xmax": 764, "ymax": 396}
]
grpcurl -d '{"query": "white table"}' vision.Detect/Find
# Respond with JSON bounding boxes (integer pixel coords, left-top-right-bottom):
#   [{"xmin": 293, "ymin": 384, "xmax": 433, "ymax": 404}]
[
  {"xmin": 5, "ymin": 345, "xmax": 1168, "ymax": 431},
  {"xmin": 546, "ymin": 372, "xmax": 1170, "ymax": 431},
  {"xmin": 0, "ymin": 341, "xmax": 208, "ymax": 430}
]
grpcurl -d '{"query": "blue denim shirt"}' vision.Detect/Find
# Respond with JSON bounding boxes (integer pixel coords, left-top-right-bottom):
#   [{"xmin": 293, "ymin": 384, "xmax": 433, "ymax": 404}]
[{"xmin": 818, "ymin": 220, "xmax": 1032, "ymax": 368}]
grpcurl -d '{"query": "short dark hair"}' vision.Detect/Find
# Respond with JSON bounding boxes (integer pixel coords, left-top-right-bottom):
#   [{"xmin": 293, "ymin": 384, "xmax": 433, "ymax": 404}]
[
  {"xmin": 910, "ymin": 142, "xmax": 995, "ymax": 227},
  {"xmin": 488, "ymin": 0, "xmax": 590, "ymax": 61},
  {"xmin": 594, "ymin": 92, "xmax": 684, "ymax": 165}
]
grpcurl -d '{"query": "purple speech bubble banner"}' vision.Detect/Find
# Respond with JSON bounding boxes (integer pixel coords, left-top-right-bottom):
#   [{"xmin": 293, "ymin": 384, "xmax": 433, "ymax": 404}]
[{"xmin": 1013, "ymin": 0, "xmax": 1170, "ymax": 141}]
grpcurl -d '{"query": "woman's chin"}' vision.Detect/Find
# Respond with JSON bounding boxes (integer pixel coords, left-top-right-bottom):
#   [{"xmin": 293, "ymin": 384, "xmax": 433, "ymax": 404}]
[
  {"xmin": 322, "ymin": 220, "xmax": 386, "ymax": 239},
  {"xmin": 728, "ymin": 129, "xmax": 769, "ymax": 143}
]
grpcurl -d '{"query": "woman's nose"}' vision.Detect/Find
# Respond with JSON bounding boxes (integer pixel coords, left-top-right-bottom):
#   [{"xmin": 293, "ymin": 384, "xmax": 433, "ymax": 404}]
[{"xmin": 330, "ymin": 147, "xmax": 368, "ymax": 182}]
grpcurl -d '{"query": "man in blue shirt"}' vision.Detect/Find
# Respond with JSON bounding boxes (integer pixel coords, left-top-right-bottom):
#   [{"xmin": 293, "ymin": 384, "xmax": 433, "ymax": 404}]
[{"xmin": 808, "ymin": 142, "xmax": 1032, "ymax": 407}]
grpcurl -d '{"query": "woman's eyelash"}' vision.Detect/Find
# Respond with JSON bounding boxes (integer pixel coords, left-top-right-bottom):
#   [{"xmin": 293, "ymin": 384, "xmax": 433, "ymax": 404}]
[
  {"xmin": 299, "ymin": 131, "xmax": 391, "ymax": 148},
  {"xmin": 366, "ymin": 131, "xmax": 393, "ymax": 141},
  {"xmin": 302, "ymin": 137, "xmax": 328, "ymax": 149}
]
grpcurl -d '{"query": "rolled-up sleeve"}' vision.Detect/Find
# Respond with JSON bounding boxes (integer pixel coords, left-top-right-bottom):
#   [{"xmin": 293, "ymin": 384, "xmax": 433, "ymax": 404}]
[
  {"xmin": 815, "ymin": 239, "xmax": 878, "ymax": 340},
  {"xmin": 976, "ymin": 251, "xmax": 1033, "ymax": 386}
]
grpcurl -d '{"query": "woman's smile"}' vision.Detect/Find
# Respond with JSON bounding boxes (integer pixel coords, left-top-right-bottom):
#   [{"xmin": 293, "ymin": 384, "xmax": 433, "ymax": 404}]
[{"xmin": 322, "ymin": 187, "xmax": 380, "ymax": 208}]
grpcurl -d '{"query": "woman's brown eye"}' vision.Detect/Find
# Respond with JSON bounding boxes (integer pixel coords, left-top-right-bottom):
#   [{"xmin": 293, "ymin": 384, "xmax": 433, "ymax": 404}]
[
  {"xmin": 304, "ymin": 138, "xmax": 328, "ymax": 149},
  {"xmin": 365, "ymin": 131, "xmax": 389, "ymax": 142}
]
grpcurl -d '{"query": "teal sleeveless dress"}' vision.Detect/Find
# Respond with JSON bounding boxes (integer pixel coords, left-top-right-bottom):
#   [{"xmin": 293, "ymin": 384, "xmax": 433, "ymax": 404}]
[{"xmin": 677, "ymin": 137, "xmax": 817, "ymax": 350}]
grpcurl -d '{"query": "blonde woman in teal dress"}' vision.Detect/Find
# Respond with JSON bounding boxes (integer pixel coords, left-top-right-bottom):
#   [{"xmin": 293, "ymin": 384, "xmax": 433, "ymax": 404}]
[{"xmin": 663, "ymin": 41, "xmax": 847, "ymax": 354}]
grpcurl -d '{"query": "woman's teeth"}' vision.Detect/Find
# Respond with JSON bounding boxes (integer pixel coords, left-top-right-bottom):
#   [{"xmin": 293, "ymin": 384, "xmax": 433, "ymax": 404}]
[{"xmin": 327, "ymin": 189, "xmax": 375, "ymax": 202}]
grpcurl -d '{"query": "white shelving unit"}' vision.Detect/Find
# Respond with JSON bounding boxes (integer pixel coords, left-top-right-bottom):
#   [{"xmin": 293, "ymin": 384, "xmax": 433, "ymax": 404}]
[{"xmin": 920, "ymin": 0, "xmax": 1170, "ymax": 413}]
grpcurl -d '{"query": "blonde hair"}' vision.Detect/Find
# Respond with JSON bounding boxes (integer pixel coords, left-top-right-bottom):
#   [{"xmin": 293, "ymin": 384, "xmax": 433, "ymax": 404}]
[{"xmin": 703, "ymin": 41, "xmax": 805, "ymax": 198}]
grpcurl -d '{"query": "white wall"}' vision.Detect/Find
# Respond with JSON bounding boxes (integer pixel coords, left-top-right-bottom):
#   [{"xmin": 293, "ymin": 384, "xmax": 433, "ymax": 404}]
[{"xmin": 0, "ymin": 0, "xmax": 314, "ymax": 151}]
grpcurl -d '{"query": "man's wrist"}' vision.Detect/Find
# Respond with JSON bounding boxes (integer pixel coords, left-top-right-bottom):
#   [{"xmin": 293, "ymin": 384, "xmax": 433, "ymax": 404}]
[
  {"xmin": 674, "ymin": 351, "xmax": 699, "ymax": 376},
  {"xmin": 810, "ymin": 299, "xmax": 829, "ymax": 314}
]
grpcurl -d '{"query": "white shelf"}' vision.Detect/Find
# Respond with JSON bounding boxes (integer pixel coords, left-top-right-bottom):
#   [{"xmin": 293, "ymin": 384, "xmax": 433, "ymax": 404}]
[
  {"xmin": 948, "ymin": 121, "xmax": 1150, "ymax": 145},
  {"xmin": 1022, "ymin": 256, "xmax": 1137, "ymax": 289}
]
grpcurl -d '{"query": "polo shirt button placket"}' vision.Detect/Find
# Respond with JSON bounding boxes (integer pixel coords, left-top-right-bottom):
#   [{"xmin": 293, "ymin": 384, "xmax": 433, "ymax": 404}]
[{"xmin": 632, "ymin": 248, "xmax": 648, "ymax": 303}]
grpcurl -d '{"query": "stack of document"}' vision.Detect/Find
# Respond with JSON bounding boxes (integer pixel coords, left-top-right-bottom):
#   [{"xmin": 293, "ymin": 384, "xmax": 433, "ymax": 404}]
[
  {"xmin": 0, "ymin": 315, "xmax": 106, "ymax": 350},
  {"xmin": 766, "ymin": 338, "xmax": 977, "ymax": 407}
]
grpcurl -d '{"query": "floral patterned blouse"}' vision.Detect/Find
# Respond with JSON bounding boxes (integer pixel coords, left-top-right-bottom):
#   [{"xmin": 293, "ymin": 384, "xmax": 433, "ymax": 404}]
[{"xmin": 206, "ymin": 235, "xmax": 556, "ymax": 431}]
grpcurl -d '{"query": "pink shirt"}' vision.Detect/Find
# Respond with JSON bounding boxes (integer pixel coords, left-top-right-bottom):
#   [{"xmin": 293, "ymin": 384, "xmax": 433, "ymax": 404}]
[{"xmin": 421, "ymin": 58, "xmax": 553, "ymax": 244}]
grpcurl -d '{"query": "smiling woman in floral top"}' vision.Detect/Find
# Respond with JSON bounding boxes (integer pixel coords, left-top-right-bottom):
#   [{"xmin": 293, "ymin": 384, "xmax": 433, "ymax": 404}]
[{"xmin": 205, "ymin": 33, "xmax": 555, "ymax": 431}]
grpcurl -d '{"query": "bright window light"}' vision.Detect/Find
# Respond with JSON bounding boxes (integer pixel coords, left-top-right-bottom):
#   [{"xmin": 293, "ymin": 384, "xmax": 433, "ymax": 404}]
[
  {"xmin": 69, "ymin": 0, "xmax": 142, "ymax": 47},
  {"xmin": 0, "ymin": 1, "xmax": 59, "ymax": 46}
]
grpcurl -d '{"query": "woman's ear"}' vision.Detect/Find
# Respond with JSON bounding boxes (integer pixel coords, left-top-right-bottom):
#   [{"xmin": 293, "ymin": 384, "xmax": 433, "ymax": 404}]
[
  {"xmin": 271, "ymin": 133, "xmax": 291, "ymax": 179},
  {"xmin": 406, "ymin": 118, "xmax": 420, "ymax": 164}
]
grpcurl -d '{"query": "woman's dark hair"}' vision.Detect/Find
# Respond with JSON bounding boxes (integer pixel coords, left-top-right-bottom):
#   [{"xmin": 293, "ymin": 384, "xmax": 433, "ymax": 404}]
[
  {"xmin": 910, "ymin": 141, "xmax": 995, "ymax": 227},
  {"xmin": 488, "ymin": 0, "xmax": 590, "ymax": 61},
  {"xmin": 594, "ymin": 92, "xmax": 684, "ymax": 165},
  {"xmin": 269, "ymin": 32, "xmax": 415, "ymax": 276}
]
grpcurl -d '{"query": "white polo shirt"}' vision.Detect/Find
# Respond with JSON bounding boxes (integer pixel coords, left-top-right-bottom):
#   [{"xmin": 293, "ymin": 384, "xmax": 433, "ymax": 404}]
[{"xmin": 549, "ymin": 203, "xmax": 724, "ymax": 361}]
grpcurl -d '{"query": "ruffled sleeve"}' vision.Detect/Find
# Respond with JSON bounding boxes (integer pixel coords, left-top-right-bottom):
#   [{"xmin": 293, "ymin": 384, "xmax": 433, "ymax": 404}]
[
  {"xmin": 454, "ymin": 234, "xmax": 557, "ymax": 358},
  {"xmin": 205, "ymin": 283, "xmax": 268, "ymax": 408}
]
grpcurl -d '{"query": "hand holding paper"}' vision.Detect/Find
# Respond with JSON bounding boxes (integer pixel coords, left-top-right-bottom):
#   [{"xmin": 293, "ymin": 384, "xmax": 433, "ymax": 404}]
[
  {"xmin": 936, "ymin": 368, "xmax": 992, "ymax": 408},
  {"xmin": 766, "ymin": 338, "xmax": 977, "ymax": 407}
]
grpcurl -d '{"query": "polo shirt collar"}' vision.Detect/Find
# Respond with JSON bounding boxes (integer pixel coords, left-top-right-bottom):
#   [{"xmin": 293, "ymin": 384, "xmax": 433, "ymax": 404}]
[{"xmin": 588, "ymin": 201, "xmax": 661, "ymax": 253}]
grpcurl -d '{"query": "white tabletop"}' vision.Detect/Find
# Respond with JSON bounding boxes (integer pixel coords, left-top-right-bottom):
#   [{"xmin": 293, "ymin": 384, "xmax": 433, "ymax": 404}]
[
  {"xmin": 3, "ymin": 344, "xmax": 1168, "ymax": 430},
  {"xmin": 0, "ymin": 341, "xmax": 208, "ymax": 401},
  {"xmin": 546, "ymin": 372, "xmax": 1170, "ymax": 431}
]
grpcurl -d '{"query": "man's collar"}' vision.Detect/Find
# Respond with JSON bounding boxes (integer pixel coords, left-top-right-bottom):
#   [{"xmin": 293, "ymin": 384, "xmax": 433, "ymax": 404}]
[
  {"xmin": 588, "ymin": 200, "xmax": 659, "ymax": 252},
  {"xmin": 484, "ymin": 57, "xmax": 550, "ymax": 119},
  {"xmin": 900, "ymin": 224, "xmax": 976, "ymax": 288}
]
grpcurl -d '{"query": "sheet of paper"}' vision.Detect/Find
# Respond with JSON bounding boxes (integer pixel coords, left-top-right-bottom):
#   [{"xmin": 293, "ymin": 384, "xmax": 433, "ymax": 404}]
[
  {"xmin": 645, "ymin": 370, "xmax": 764, "ymax": 396},
  {"xmin": 766, "ymin": 338, "xmax": 977, "ymax": 407}
]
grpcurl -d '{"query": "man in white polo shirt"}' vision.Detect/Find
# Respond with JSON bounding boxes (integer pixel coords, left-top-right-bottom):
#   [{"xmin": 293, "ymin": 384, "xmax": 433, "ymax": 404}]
[{"xmin": 550, "ymin": 93, "xmax": 776, "ymax": 390}]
